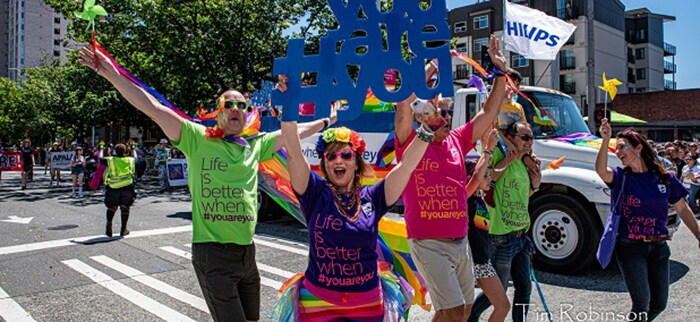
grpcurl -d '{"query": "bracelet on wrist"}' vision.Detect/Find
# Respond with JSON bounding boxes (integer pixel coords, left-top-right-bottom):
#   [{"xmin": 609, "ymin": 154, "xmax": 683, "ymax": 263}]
[
  {"xmin": 416, "ymin": 124, "xmax": 435, "ymax": 143},
  {"xmin": 322, "ymin": 118, "xmax": 330, "ymax": 129},
  {"xmin": 483, "ymin": 149, "xmax": 493, "ymax": 155}
]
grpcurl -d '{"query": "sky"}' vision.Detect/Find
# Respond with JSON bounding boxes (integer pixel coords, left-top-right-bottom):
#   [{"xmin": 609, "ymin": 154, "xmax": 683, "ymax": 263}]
[{"xmin": 446, "ymin": 0, "xmax": 700, "ymax": 89}]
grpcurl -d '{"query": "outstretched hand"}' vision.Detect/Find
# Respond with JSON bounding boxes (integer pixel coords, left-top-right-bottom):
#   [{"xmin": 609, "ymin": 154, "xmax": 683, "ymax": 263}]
[
  {"xmin": 78, "ymin": 44, "xmax": 118, "ymax": 80},
  {"xmin": 487, "ymin": 35, "xmax": 507, "ymax": 72},
  {"xmin": 481, "ymin": 128, "xmax": 498, "ymax": 151},
  {"xmin": 276, "ymin": 75, "xmax": 289, "ymax": 92}
]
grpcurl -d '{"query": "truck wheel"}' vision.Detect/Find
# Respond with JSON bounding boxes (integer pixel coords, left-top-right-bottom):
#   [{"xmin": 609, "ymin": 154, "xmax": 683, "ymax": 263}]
[
  {"xmin": 257, "ymin": 191, "xmax": 285, "ymax": 222},
  {"xmin": 529, "ymin": 194, "xmax": 601, "ymax": 273}
]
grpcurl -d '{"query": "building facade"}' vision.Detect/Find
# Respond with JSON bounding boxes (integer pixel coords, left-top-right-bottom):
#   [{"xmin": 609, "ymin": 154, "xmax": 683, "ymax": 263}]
[
  {"xmin": 448, "ymin": 0, "xmax": 676, "ymax": 111},
  {"xmin": 1, "ymin": 0, "xmax": 71, "ymax": 81}
]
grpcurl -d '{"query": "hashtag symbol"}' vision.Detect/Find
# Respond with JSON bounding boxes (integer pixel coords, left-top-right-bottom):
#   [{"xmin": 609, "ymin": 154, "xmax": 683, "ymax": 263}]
[{"xmin": 203, "ymin": 213, "xmax": 209, "ymax": 221}]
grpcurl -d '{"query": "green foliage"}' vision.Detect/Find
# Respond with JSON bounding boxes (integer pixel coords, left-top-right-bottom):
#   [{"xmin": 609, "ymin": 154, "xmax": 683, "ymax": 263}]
[{"xmin": 0, "ymin": 0, "xmax": 331, "ymax": 145}]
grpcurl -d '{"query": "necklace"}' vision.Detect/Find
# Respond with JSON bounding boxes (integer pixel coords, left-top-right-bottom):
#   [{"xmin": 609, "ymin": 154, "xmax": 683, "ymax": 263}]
[{"xmin": 329, "ymin": 184, "xmax": 361, "ymax": 223}]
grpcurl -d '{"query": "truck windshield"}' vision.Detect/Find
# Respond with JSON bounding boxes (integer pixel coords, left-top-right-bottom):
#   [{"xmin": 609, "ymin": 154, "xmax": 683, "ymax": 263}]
[{"xmin": 517, "ymin": 91, "xmax": 591, "ymax": 139}]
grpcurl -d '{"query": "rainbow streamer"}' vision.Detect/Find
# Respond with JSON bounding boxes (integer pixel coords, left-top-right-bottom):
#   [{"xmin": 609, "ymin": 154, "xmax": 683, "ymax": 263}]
[
  {"xmin": 377, "ymin": 217, "xmax": 431, "ymax": 311},
  {"xmin": 551, "ymin": 133, "xmax": 617, "ymax": 152}
]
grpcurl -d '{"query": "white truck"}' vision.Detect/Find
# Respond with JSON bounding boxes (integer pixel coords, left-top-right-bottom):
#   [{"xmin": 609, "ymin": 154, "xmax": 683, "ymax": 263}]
[{"xmin": 257, "ymin": 85, "xmax": 681, "ymax": 273}]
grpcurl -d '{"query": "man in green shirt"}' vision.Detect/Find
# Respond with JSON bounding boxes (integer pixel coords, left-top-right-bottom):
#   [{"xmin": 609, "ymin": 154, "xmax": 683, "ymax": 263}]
[
  {"xmin": 79, "ymin": 44, "xmax": 335, "ymax": 322},
  {"xmin": 469, "ymin": 121, "xmax": 542, "ymax": 322}
]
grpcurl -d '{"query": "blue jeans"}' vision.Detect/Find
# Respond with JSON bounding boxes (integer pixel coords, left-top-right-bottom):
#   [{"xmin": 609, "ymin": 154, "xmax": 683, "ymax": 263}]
[
  {"xmin": 687, "ymin": 184, "xmax": 699, "ymax": 212},
  {"xmin": 615, "ymin": 238, "xmax": 670, "ymax": 322},
  {"xmin": 468, "ymin": 234, "xmax": 532, "ymax": 322}
]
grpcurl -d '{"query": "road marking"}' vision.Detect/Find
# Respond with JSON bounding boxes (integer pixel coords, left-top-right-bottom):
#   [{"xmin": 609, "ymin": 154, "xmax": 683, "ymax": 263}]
[
  {"xmin": 0, "ymin": 286, "xmax": 36, "ymax": 322},
  {"xmin": 90, "ymin": 256, "xmax": 208, "ymax": 313},
  {"xmin": 253, "ymin": 238, "xmax": 307, "ymax": 256},
  {"xmin": 0, "ymin": 216, "xmax": 34, "ymax": 224},
  {"xmin": 158, "ymin": 246, "xmax": 284, "ymax": 290},
  {"xmin": 257, "ymin": 263, "xmax": 296, "ymax": 279},
  {"xmin": 0, "ymin": 225, "xmax": 192, "ymax": 256},
  {"xmin": 62, "ymin": 259, "xmax": 196, "ymax": 322}
]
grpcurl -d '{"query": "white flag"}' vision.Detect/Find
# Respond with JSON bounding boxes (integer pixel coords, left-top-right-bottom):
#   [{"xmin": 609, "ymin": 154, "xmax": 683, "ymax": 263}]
[{"xmin": 504, "ymin": 2, "xmax": 576, "ymax": 61}]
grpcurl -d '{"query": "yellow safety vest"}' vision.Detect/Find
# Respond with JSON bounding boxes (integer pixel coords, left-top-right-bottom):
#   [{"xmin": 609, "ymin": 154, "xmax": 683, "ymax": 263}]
[{"xmin": 105, "ymin": 157, "xmax": 135, "ymax": 189}]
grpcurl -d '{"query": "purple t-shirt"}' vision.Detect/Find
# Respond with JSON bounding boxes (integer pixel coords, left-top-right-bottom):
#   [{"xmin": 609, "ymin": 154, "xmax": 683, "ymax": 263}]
[
  {"xmin": 609, "ymin": 167, "xmax": 688, "ymax": 239},
  {"xmin": 296, "ymin": 171, "xmax": 390, "ymax": 293}
]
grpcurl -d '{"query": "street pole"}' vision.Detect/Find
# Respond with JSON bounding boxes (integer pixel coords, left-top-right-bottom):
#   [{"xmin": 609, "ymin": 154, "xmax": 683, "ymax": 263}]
[{"xmin": 586, "ymin": 0, "xmax": 596, "ymax": 132}]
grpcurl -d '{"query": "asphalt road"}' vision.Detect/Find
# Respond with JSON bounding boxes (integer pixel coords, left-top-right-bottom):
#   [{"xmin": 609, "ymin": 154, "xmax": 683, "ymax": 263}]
[{"xmin": 0, "ymin": 169, "xmax": 698, "ymax": 322}]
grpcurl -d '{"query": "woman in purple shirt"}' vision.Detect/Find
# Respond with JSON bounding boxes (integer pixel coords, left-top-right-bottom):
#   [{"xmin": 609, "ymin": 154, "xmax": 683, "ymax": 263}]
[
  {"xmin": 273, "ymin": 101, "xmax": 436, "ymax": 321},
  {"xmin": 596, "ymin": 119, "xmax": 700, "ymax": 321}
]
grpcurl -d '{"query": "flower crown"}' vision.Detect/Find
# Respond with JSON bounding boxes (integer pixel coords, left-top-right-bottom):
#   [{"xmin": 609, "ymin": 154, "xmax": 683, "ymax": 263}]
[{"xmin": 316, "ymin": 127, "xmax": 366, "ymax": 157}]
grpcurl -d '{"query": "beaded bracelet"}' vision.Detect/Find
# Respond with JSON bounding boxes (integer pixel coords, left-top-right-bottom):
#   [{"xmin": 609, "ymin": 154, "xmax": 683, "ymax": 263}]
[{"xmin": 416, "ymin": 124, "xmax": 435, "ymax": 143}]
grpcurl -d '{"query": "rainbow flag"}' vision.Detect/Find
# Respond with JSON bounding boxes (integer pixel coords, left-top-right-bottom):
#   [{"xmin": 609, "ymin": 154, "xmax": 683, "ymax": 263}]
[
  {"xmin": 377, "ymin": 217, "xmax": 431, "ymax": 311},
  {"xmin": 551, "ymin": 133, "xmax": 617, "ymax": 153}
]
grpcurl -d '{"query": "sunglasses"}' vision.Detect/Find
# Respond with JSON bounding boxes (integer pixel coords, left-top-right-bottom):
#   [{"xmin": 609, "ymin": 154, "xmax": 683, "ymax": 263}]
[
  {"xmin": 324, "ymin": 150, "xmax": 355, "ymax": 162},
  {"xmin": 223, "ymin": 100, "xmax": 251, "ymax": 112},
  {"xmin": 517, "ymin": 134, "xmax": 534, "ymax": 142},
  {"xmin": 440, "ymin": 109, "xmax": 453, "ymax": 118}
]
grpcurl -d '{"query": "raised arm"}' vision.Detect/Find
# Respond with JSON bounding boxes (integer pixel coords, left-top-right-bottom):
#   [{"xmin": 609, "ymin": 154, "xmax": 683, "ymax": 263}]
[
  {"xmin": 596, "ymin": 118, "xmax": 614, "ymax": 184},
  {"xmin": 281, "ymin": 120, "xmax": 312, "ymax": 196},
  {"xmin": 272, "ymin": 99, "xmax": 339, "ymax": 152},
  {"xmin": 383, "ymin": 124, "xmax": 431, "ymax": 206},
  {"xmin": 466, "ymin": 129, "xmax": 498, "ymax": 197},
  {"xmin": 78, "ymin": 44, "xmax": 184, "ymax": 142},
  {"xmin": 471, "ymin": 35, "xmax": 509, "ymax": 144},
  {"xmin": 395, "ymin": 61, "xmax": 438, "ymax": 147},
  {"xmin": 490, "ymin": 134, "xmax": 518, "ymax": 182}
]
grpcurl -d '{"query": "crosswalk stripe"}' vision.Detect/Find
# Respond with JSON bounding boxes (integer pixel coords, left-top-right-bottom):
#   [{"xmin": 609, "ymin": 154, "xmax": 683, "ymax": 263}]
[
  {"xmin": 62, "ymin": 259, "xmax": 196, "ymax": 322},
  {"xmin": 256, "ymin": 263, "xmax": 296, "ymax": 279},
  {"xmin": 0, "ymin": 225, "xmax": 192, "ymax": 256},
  {"xmin": 253, "ymin": 238, "xmax": 308, "ymax": 256},
  {"xmin": 0, "ymin": 286, "xmax": 36, "ymax": 322},
  {"xmin": 158, "ymin": 246, "xmax": 283, "ymax": 290},
  {"xmin": 90, "ymin": 256, "xmax": 209, "ymax": 313},
  {"xmin": 183, "ymin": 237, "xmax": 308, "ymax": 255}
]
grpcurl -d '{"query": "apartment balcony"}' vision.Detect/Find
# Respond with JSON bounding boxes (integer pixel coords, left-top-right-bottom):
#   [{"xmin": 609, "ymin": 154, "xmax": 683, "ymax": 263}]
[
  {"xmin": 627, "ymin": 74, "xmax": 636, "ymax": 83},
  {"xmin": 664, "ymin": 61, "xmax": 677, "ymax": 74},
  {"xmin": 454, "ymin": 69, "xmax": 469, "ymax": 80},
  {"xmin": 560, "ymin": 57, "xmax": 576, "ymax": 70},
  {"xmin": 555, "ymin": 6, "xmax": 579, "ymax": 21},
  {"xmin": 564, "ymin": 34, "xmax": 575, "ymax": 46},
  {"xmin": 561, "ymin": 82, "xmax": 576, "ymax": 94},
  {"xmin": 627, "ymin": 54, "xmax": 636, "ymax": 64},
  {"xmin": 664, "ymin": 42, "xmax": 676, "ymax": 56},
  {"xmin": 664, "ymin": 80, "xmax": 677, "ymax": 91}
]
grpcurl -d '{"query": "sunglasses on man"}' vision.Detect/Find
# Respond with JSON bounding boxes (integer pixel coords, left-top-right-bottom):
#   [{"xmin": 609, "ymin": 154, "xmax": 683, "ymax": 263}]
[
  {"xmin": 440, "ymin": 109, "xmax": 453, "ymax": 118},
  {"xmin": 223, "ymin": 100, "xmax": 252, "ymax": 113},
  {"xmin": 324, "ymin": 150, "xmax": 355, "ymax": 162}
]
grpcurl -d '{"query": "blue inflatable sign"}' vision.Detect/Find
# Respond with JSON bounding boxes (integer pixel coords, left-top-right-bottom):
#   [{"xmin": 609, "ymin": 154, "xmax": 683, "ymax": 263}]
[{"xmin": 273, "ymin": 0, "xmax": 454, "ymax": 121}]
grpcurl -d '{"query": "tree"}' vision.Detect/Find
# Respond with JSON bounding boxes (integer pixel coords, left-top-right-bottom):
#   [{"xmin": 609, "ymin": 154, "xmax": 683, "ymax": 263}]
[{"xmin": 44, "ymin": 0, "xmax": 331, "ymax": 114}]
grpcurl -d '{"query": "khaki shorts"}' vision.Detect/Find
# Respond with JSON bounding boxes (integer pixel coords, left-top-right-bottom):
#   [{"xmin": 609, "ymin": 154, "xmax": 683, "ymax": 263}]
[{"xmin": 409, "ymin": 237, "xmax": 475, "ymax": 311}]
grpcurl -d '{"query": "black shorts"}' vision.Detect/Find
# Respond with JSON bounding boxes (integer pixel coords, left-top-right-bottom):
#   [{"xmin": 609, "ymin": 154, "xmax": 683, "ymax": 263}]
[
  {"xmin": 192, "ymin": 242, "xmax": 260, "ymax": 321},
  {"xmin": 468, "ymin": 227, "xmax": 493, "ymax": 265},
  {"xmin": 104, "ymin": 185, "xmax": 136, "ymax": 208}
]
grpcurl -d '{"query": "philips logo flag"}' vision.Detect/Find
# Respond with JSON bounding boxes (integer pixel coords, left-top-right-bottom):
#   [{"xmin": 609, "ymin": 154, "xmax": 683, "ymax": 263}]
[{"xmin": 505, "ymin": 2, "xmax": 576, "ymax": 61}]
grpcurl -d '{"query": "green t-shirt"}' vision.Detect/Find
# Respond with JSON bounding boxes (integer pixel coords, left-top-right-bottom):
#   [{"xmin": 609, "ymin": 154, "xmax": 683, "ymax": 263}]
[
  {"xmin": 173, "ymin": 121, "xmax": 276, "ymax": 245},
  {"xmin": 487, "ymin": 147, "xmax": 531, "ymax": 235}
]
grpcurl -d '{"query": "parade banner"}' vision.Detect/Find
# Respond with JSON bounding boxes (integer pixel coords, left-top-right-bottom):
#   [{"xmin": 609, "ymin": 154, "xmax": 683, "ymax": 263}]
[
  {"xmin": 505, "ymin": 2, "xmax": 576, "ymax": 60},
  {"xmin": 166, "ymin": 159, "xmax": 188, "ymax": 187},
  {"xmin": 49, "ymin": 151, "xmax": 75, "ymax": 170},
  {"xmin": 0, "ymin": 152, "xmax": 22, "ymax": 172}
]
